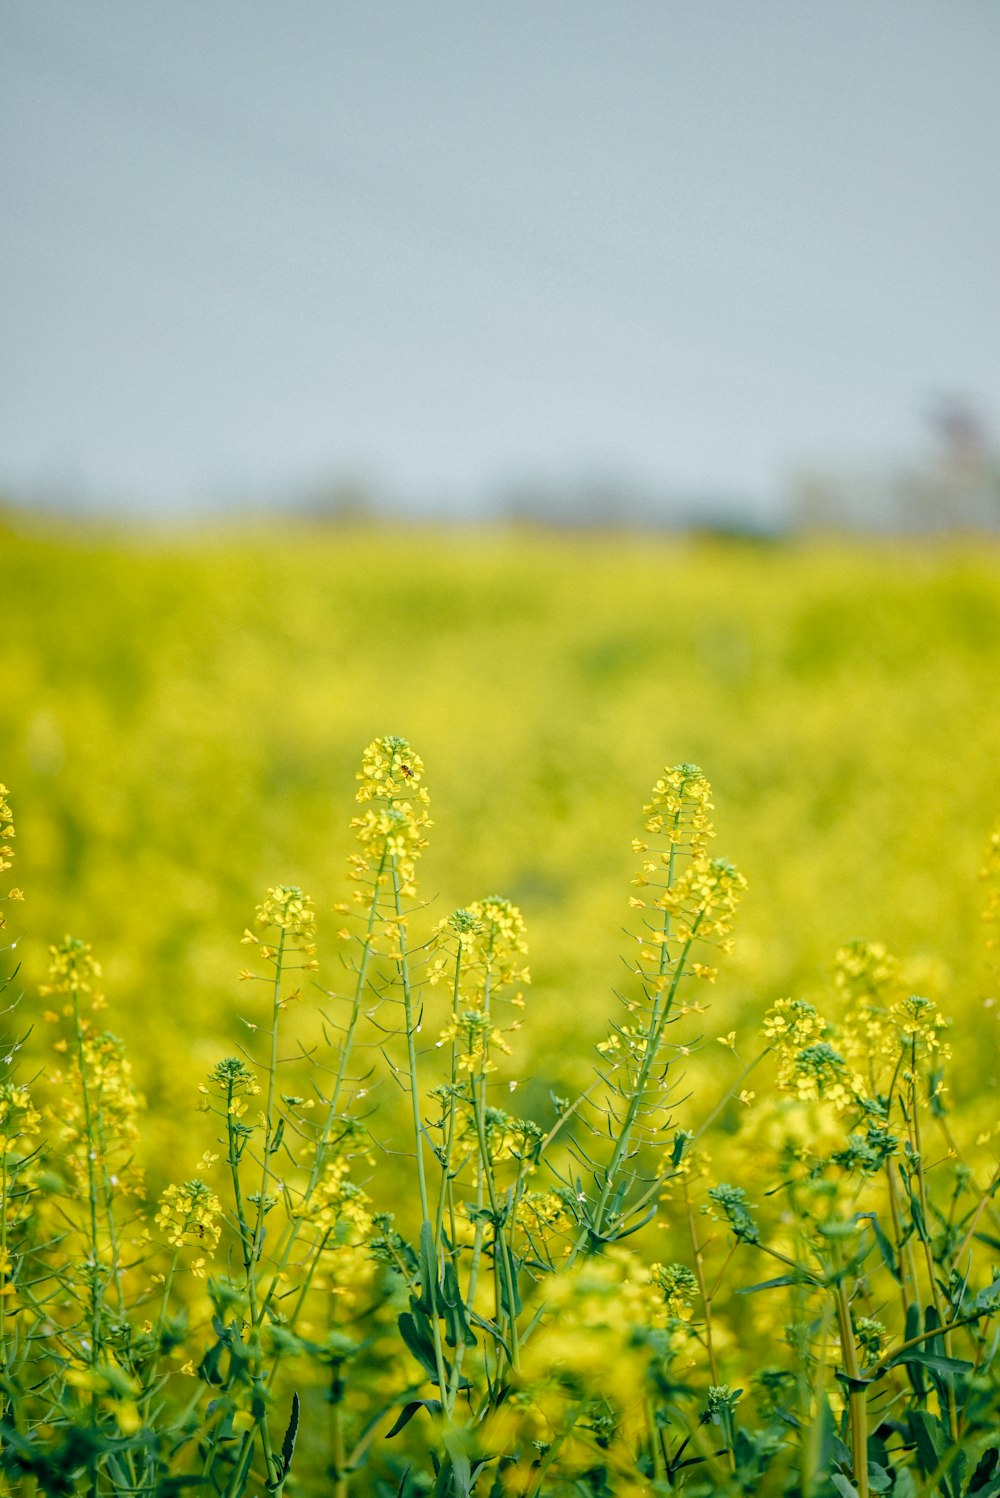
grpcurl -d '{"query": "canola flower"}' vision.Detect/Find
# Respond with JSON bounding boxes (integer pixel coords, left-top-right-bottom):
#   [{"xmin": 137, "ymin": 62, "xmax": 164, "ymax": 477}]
[
  {"xmin": 2, "ymin": 738, "xmax": 1000, "ymax": 1498},
  {"xmin": 0, "ymin": 784, "xmax": 24, "ymax": 928},
  {"xmin": 579, "ymin": 765, "xmax": 746, "ymax": 1257},
  {"xmin": 431, "ymin": 897, "xmax": 529, "ymax": 1075},
  {"xmin": 155, "ymin": 1178, "xmax": 223, "ymax": 1256},
  {"xmin": 347, "ymin": 736, "xmax": 431, "ymax": 954}
]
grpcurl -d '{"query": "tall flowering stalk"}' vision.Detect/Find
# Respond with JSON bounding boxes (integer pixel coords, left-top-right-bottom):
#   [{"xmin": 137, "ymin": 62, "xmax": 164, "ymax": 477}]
[
  {"xmin": 427, "ymin": 899, "xmax": 531, "ymax": 1401},
  {"xmin": 41, "ymin": 939, "xmax": 144, "ymax": 1345},
  {"xmin": 577, "ymin": 765, "xmax": 746, "ymax": 1252},
  {"xmin": 352, "ymin": 736, "xmax": 433, "ymax": 1212},
  {"xmin": 198, "ymin": 885, "xmax": 319, "ymax": 1495}
]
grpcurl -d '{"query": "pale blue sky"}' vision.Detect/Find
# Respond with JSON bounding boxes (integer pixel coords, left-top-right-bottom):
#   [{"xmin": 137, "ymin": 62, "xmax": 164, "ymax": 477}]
[{"xmin": 2, "ymin": 2, "xmax": 998, "ymax": 518}]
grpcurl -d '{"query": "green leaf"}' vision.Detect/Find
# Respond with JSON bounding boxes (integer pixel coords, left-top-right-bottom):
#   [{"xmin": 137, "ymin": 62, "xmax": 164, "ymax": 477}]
[
  {"xmin": 197, "ymin": 1337, "xmax": 225, "ymax": 1387},
  {"xmin": 416, "ymin": 1220, "xmax": 441, "ymax": 1317},
  {"xmin": 434, "ymin": 1445, "xmax": 473, "ymax": 1498},
  {"xmin": 860, "ymin": 1212, "xmax": 901, "ymax": 1284},
  {"xmin": 385, "ymin": 1399, "xmax": 443, "ymax": 1439},
  {"xmin": 834, "ymin": 1370, "xmax": 875, "ymax": 1393},
  {"xmin": 909, "ymin": 1189, "xmax": 930, "ymax": 1244},
  {"xmin": 908, "ymin": 1409, "xmax": 948, "ymax": 1476},
  {"xmin": 442, "ymin": 1259, "xmax": 476, "ymax": 1350},
  {"xmin": 398, "ymin": 1308, "xmax": 441, "ymax": 1383},
  {"xmin": 466, "ymin": 1307, "xmax": 514, "ymax": 1363},
  {"xmin": 280, "ymin": 1392, "xmax": 300, "ymax": 1479},
  {"xmin": 832, "ymin": 1475, "xmax": 860, "ymax": 1498},
  {"xmin": 888, "ymin": 1350, "xmax": 973, "ymax": 1379},
  {"xmin": 969, "ymin": 1448, "xmax": 1000, "ymax": 1493},
  {"xmin": 606, "ymin": 1203, "xmax": 659, "ymax": 1241},
  {"xmin": 498, "ymin": 1251, "xmax": 523, "ymax": 1320},
  {"xmin": 902, "ymin": 1305, "xmax": 926, "ymax": 1397},
  {"xmin": 738, "ymin": 1274, "xmax": 812, "ymax": 1294}
]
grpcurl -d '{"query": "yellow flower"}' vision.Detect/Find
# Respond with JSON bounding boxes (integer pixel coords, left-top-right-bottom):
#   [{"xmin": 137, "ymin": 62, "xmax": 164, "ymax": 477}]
[
  {"xmin": 40, "ymin": 936, "xmax": 103, "ymax": 1000},
  {"xmin": 254, "ymin": 885, "xmax": 317, "ymax": 954},
  {"xmin": 891, "ymin": 993, "xmax": 951, "ymax": 1059},
  {"xmin": 155, "ymin": 1179, "xmax": 222, "ymax": 1253},
  {"xmin": 0, "ymin": 784, "xmax": 17, "ymax": 922}
]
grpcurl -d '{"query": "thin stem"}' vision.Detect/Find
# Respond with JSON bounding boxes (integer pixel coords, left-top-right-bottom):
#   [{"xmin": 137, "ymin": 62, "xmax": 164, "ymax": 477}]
[
  {"xmin": 683, "ymin": 1175, "xmax": 720, "ymax": 1391},
  {"xmin": 833, "ymin": 1267, "xmax": 869, "ymax": 1498}
]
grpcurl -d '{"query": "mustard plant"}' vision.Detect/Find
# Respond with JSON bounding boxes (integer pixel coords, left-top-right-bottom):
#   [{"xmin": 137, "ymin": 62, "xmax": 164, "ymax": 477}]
[{"xmin": 3, "ymin": 748, "xmax": 1000, "ymax": 1498}]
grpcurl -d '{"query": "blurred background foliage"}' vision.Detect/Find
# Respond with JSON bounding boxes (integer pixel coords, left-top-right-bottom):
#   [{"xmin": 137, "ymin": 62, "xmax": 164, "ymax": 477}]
[{"xmin": 4, "ymin": 519, "xmax": 1000, "ymax": 1193}]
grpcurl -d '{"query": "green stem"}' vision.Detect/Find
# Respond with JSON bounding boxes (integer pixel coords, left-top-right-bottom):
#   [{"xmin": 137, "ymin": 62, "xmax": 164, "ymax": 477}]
[
  {"xmin": 834, "ymin": 1270, "xmax": 868, "ymax": 1498},
  {"xmin": 471, "ymin": 1086, "xmax": 520, "ymax": 1375},
  {"xmin": 392, "ymin": 864, "xmax": 430, "ymax": 1223},
  {"xmin": 71, "ymin": 988, "xmax": 102, "ymax": 1364},
  {"xmin": 684, "ymin": 1175, "xmax": 720, "ymax": 1390},
  {"xmin": 390, "ymin": 859, "xmax": 449, "ymax": 1405},
  {"xmin": 908, "ymin": 1044, "xmax": 956, "ymax": 1441},
  {"xmin": 583, "ymin": 921, "xmax": 701, "ymax": 1253}
]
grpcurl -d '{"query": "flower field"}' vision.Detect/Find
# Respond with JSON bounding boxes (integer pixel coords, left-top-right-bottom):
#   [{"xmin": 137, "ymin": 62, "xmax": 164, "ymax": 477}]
[{"xmin": 3, "ymin": 520, "xmax": 1000, "ymax": 1495}]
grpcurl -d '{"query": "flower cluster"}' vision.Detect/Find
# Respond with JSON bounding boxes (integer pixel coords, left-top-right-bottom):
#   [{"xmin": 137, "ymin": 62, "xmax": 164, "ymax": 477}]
[
  {"xmin": 707, "ymin": 1182, "xmax": 760, "ymax": 1244},
  {"xmin": 854, "ymin": 1316, "xmax": 886, "ymax": 1364},
  {"xmin": 834, "ymin": 938, "xmax": 900, "ymax": 1007},
  {"xmin": 202, "ymin": 1056, "xmax": 261, "ymax": 1119},
  {"xmin": 763, "ymin": 996, "xmax": 828, "ymax": 1053},
  {"xmin": 521, "ymin": 1189, "xmax": 573, "ymax": 1236},
  {"xmin": 834, "ymin": 939, "xmax": 903, "ymax": 1080},
  {"xmin": 628, "ymin": 768, "xmax": 744, "ymax": 997},
  {"xmin": 42, "ymin": 939, "xmax": 142, "ymax": 1191},
  {"xmin": 430, "ymin": 900, "xmax": 529, "ymax": 1000},
  {"xmin": 40, "ymin": 935, "xmax": 103, "ymax": 1003},
  {"xmin": 356, "ymin": 735, "xmax": 430, "ymax": 807},
  {"xmin": 650, "ymin": 1260, "xmax": 698, "ymax": 1318},
  {"xmin": 155, "ymin": 1178, "xmax": 223, "ymax": 1260},
  {"xmin": 891, "ymin": 993, "xmax": 951, "ymax": 1058},
  {"xmin": 0, "ymin": 1080, "xmax": 40, "ymax": 1154},
  {"xmin": 0, "ymin": 783, "xmax": 23, "ymax": 927},
  {"xmin": 242, "ymin": 885, "xmax": 318, "ymax": 979},
  {"xmin": 636, "ymin": 763, "xmax": 715, "ymax": 858},
  {"xmin": 294, "ymin": 1156, "xmax": 372, "ymax": 1242},
  {"xmin": 653, "ymin": 856, "xmax": 747, "ymax": 946},
  {"xmin": 439, "ymin": 1009, "xmax": 512, "ymax": 1075},
  {"xmin": 0, "ymin": 1080, "xmax": 41, "ymax": 1232},
  {"xmin": 431, "ymin": 900, "xmax": 529, "ymax": 1074},
  {"xmin": 353, "ymin": 736, "xmax": 430, "ymax": 889},
  {"xmin": 784, "ymin": 1040, "xmax": 857, "ymax": 1111},
  {"xmin": 763, "ymin": 997, "xmax": 860, "ymax": 1110},
  {"xmin": 255, "ymin": 884, "xmax": 315, "ymax": 942},
  {"xmin": 56, "ymin": 1030, "xmax": 144, "ymax": 1196}
]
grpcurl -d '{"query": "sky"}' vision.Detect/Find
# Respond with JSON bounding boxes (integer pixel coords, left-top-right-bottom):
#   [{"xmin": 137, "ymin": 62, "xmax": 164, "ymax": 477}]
[{"xmin": 2, "ymin": 2, "xmax": 999, "ymax": 520}]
